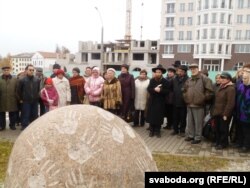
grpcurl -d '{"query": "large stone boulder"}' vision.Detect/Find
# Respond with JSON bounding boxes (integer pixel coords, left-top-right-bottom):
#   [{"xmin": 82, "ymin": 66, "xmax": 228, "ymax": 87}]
[{"xmin": 5, "ymin": 105, "xmax": 157, "ymax": 188}]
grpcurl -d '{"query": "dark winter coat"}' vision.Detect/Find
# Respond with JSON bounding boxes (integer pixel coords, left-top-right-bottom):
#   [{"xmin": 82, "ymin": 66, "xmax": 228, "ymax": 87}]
[
  {"xmin": 165, "ymin": 76, "xmax": 174, "ymax": 104},
  {"xmin": 212, "ymin": 82, "xmax": 235, "ymax": 117},
  {"xmin": 236, "ymin": 83, "xmax": 250, "ymax": 123},
  {"xmin": 146, "ymin": 77, "xmax": 168, "ymax": 125},
  {"xmin": 172, "ymin": 75, "xmax": 189, "ymax": 107},
  {"xmin": 17, "ymin": 75, "xmax": 40, "ymax": 103},
  {"xmin": 0, "ymin": 75, "xmax": 18, "ymax": 112}
]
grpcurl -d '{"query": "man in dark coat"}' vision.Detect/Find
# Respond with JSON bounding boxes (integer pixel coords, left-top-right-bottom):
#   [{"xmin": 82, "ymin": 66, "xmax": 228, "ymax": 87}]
[
  {"xmin": 118, "ymin": 64, "xmax": 135, "ymax": 122},
  {"xmin": 147, "ymin": 64, "xmax": 168, "ymax": 138},
  {"xmin": 0, "ymin": 58, "xmax": 18, "ymax": 131},
  {"xmin": 171, "ymin": 65, "xmax": 189, "ymax": 136}
]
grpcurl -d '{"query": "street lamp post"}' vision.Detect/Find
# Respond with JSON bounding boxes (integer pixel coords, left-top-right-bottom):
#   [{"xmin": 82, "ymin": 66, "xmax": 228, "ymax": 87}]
[{"xmin": 95, "ymin": 7, "xmax": 104, "ymax": 72}]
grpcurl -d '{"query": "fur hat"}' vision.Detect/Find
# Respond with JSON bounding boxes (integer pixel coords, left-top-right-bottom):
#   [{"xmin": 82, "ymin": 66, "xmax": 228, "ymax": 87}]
[
  {"xmin": 0, "ymin": 58, "xmax": 12, "ymax": 69},
  {"xmin": 121, "ymin": 64, "xmax": 129, "ymax": 70},
  {"xmin": 107, "ymin": 68, "xmax": 116, "ymax": 73}
]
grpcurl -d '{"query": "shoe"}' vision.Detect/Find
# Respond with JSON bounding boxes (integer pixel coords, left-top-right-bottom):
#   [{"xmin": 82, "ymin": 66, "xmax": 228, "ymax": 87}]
[
  {"xmin": 211, "ymin": 143, "xmax": 218, "ymax": 147},
  {"xmin": 163, "ymin": 125, "xmax": 171, "ymax": 130},
  {"xmin": 179, "ymin": 132, "xmax": 185, "ymax": 137},
  {"xmin": 191, "ymin": 140, "xmax": 201, "ymax": 144},
  {"xmin": 20, "ymin": 127, "xmax": 26, "ymax": 131},
  {"xmin": 140, "ymin": 124, "xmax": 145, "ymax": 127},
  {"xmin": 146, "ymin": 127, "xmax": 150, "ymax": 131},
  {"xmin": 184, "ymin": 137, "xmax": 194, "ymax": 141},
  {"xmin": 149, "ymin": 131, "xmax": 154, "ymax": 137},
  {"xmin": 170, "ymin": 131, "xmax": 178, "ymax": 135},
  {"xmin": 155, "ymin": 132, "xmax": 161, "ymax": 138},
  {"xmin": 215, "ymin": 145, "xmax": 227, "ymax": 150},
  {"xmin": 239, "ymin": 147, "xmax": 249, "ymax": 153},
  {"xmin": 0, "ymin": 127, "xmax": 5, "ymax": 131},
  {"xmin": 10, "ymin": 126, "xmax": 16, "ymax": 130},
  {"xmin": 232, "ymin": 144, "xmax": 242, "ymax": 148}
]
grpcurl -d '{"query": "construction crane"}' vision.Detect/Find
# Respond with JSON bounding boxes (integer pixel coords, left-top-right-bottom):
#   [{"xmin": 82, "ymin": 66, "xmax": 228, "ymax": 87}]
[{"xmin": 124, "ymin": 0, "xmax": 132, "ymax": 41}]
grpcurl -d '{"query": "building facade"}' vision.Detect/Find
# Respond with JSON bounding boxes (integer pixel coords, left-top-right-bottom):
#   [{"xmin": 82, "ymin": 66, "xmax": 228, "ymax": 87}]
[
  {"xmin": 160, "ymin": 0, "xmax": 250, "ymax": 71},
  {"xmin": 32, "ymin": 52, "xmax": 57, "ymax": 72},
  {"xmin": 76, "ymin": 40, "xmax": 159, "ymax": 72},
  {"xmin": 11, "ymin": 53, "xmax": 34, "ymax": 74}
]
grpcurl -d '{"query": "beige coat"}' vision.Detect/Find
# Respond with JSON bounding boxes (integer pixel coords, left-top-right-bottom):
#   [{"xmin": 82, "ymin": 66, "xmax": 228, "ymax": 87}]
[
  {"xmin": 52, "ymin": 77, "xmax": 71, "ymax": 107},
  {"xmin": 134, "ymin": 78, "xmax": 150, "ymax": 110}
]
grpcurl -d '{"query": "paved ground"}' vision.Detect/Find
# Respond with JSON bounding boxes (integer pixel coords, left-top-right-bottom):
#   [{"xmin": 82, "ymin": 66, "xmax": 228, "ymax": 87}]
[{"xmin": 1, "ymin": 123, "xmax": 249, "ymax": 159}]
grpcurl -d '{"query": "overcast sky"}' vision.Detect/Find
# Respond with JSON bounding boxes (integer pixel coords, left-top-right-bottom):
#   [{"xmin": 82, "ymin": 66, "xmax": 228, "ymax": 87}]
[{"xmin": 0, "ymin": 0, "xmax": 161, "ymax": 56}]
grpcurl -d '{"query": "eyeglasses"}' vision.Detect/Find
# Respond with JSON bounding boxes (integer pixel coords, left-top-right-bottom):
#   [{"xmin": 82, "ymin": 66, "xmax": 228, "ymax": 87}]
[{"xmin": 28, "ymin": 69, "xmax": 34, "ymax": 72}]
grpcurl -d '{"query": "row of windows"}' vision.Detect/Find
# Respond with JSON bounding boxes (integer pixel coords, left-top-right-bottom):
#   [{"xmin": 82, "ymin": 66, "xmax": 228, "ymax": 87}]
[
  {"xmin": 196, "ymin": 28, "xmax": 232, "ymax": 40},
  {"xmin": 197, "ymin": 13, "xmax": 232, "ymax": 25},
  {"xmin": 13, "ymin": 58, "xmax": 31, "ymax": 62},
  {"xmin": 163, "ymin": 44, "xmax": 250, "ymax": 54},
  {"xmin": 166, "ymin": 2, "xmax": 194, "ymax": 13},
  {"xmin": 235, "ymin": 30, "xmax": 250, "ymax": 40},
  {"xmin": 197, "ymin": 0, "xmax": 233, "ymax": 10}
]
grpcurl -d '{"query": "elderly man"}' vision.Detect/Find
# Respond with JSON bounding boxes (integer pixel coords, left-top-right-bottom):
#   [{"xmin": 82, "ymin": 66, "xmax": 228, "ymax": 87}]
[
  {"xmin": 0, "ymin": 58, "xmax": 18, "ymax": 131},
  {"xmin": 183, "ymin": 63, "xmax": 214, "ymax": 144}
]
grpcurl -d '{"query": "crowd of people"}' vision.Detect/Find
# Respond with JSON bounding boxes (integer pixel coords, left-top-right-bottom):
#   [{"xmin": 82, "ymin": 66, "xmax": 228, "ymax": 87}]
[{"xmin": 0, "ymin": 58, "xmax": 249, "ymax": 152}]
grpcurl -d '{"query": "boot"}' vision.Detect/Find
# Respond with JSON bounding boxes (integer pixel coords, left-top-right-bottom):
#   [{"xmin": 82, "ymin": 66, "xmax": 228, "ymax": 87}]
[
  {"xmin": 155, "ymin": 131, "xmax": 161, "ymax": 138},
  {"xmin": 149, "ymin": 130, "xmax": 154, "ymax": 137}
]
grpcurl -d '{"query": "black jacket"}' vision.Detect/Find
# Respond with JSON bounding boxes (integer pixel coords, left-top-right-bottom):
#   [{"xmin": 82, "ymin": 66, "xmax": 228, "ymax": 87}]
[
  {"xmin": 173, "ymin": 75, "xmax": 189, "ymax": 107},
  {"xmin": 17, "ymin": 76, "xmax": 40, "ymax": 103}
]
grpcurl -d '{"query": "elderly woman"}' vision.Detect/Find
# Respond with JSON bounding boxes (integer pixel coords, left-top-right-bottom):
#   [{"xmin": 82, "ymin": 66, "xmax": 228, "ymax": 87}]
[
  {"xmin": 235, "ymin": 70, "xmax": 250, "ymax": 153},
  {"xmin": 69, "ymin": 67, "xmax": 85, "ymax": 104},
  {"xmin": 211, "ymin": 72, "xmax": 235, "ymax": 150},
  {"xmin": 133, "ymin": 69, "xmax": 150, "ymax": 127},
  {"xmin": 101, "ymin": 68, "xmax": 122, "ymax": 114},
  {"xmin": 84, "ymin": 67, "xmax": 104, "ymax": 107},
  {"xmin": 52, "ymin": 69, "xmax": 71, "ymax": 107}
]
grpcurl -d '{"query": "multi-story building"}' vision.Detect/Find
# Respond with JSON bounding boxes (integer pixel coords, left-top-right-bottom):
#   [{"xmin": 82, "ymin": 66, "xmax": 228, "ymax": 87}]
[
  {"xmin": 76, "ymin": 40, "xmax": 159, "ymax": 72},
  {"xmin": 32, "ymin": 51, "xmax": 58, "ymax": 72},
  {"xmin": 11, "ymin": 53, "xmax": 34, "ymax": 74},
  {"xmin": 160, "ymin": 0, "xmax": 250, "ymax": 71}
]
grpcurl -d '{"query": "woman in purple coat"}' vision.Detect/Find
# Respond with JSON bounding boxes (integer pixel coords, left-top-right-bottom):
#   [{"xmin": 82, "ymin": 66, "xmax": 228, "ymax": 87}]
[{"xmin": 118, "ymin": 64, "xmax": 135, "ymax": 122}]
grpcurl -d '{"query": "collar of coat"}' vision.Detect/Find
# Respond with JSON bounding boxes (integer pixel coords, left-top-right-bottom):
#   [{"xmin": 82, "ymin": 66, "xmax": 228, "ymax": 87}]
[
  {"xmin": 220, "ymin": 81, "xmax": 233, "ymax": 89},
  {"xmin": 1, "ymin": 74, "xmax": 12, "ymax": 79},
  {"xmin": 105, "ymin": 77, "xmax": 118, "ymax": 84}
]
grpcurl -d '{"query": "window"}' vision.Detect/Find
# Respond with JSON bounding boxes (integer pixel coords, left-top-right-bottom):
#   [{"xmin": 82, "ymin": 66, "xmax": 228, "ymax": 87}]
[
  {"xmin": 238, "ymin": 0, "xmax": 244, "ymax": 8},
  {"xmin": 228, "ymin": 14, "xmax": 232, "ymax": 24},
  {"xmin": 179, "ymin": 31, "xmax": 184, "ymax": 40},
  {"xmin": 188, "ymin": 3, "xmax": 193, "ymax": 11},
  {"xmin": 220, "ymin": 13, "xmax": 225, "ymax": 23},
  {"xmin": 167, "ymin": 3, "xmax": 175, "ymax": 13},
  {"xmin": 218, "ymin": 44, "xmax": 223, "ymax": 54},
  {"xmin": 196, "ymin": 44, "xmax": 200, "ymax": 53},
  {"xmin": 133, "ymin": 53, "xmax": 144, "ymax": 61},
  {"xmin": 219, "ymin": 29, "xmax": 224, "ymax": 39},
  {"xmin": 204, "ymin": 0, "xmax": 209, "ymax": 9},
  {"xmin": 198, "ymin": 0, "xmax": 201, "ymax": 10},
  {"xmin": 204, "ymin": 14, "xmax": 208, "ymax": 24},
  {"xmin": 202, "ymin": 44, "xmax": 207, "ymax": 53},
  {"xmin": 211, "ymin": 28, "xmax": 216, "ymax": 39},
  {"xmin": 247, "ymin": 15, "xmax": 250, "ymax": 24},
  {"xmin": 210, "ymin": 43, "xmax": 215, "ymax": 53},
  {"xmin": 236, "ymin": 30, "xmax": 242, "ymax": 40},
  {"xmin": 91, "ymin": 53, "xmax": 100, "ymax": 60},
  {"xmin": 229, "ymin": 0, "xmax": 232, "ymax": 8},
  {"xmin": 164, "ymin": 45, "xmax": 173, "ymax": 54},
  {"xmin": 237, "ymin": 15, "xmax": 243, "ymax": 23},
  {"xmin": 246, "ymin": 30, "xmax": 250, "ymax": 39},
  {"xmin": 166, "ymin": 17, "xmax": 174, "ymax": 27},
  {"xmin": 165, "ymin": 31, "xmax": 174, "ymax": 40},
  {"xmin": 187, "ymin": 17, "xmax": 193, "ymax": 25},
  {"xmin": 212, "ymin": 0, "xmax": 217, "ymax": 8},
  {"xmin": 203, "ymin": 29, "xmax": 208, "ymax": 39},
  {"xmin": 180, "ymin": 3, "xmax": 185, "ymax": 12},
  {"xmin": 197, "ymin": 30, "xmax": 200, "ymax": 39},
  {"xmin": 233, "ymin": 62, "xmax": 245, "ymax": 70},
  {"xmin": 225, "ymin": 45, "xmax": 230, "ymax": 54},
  {"xmin": 177, "ymin": 44, "xmax": 191, "ymax": 53},
  {"xmin": 235, "ymin": 44, "xmax": 250, "ymax": 53},
  {"xmin": 227, "ymin": 29, "xmax": 231, "ymax": 39},
  {"xmin": 211, "ymin": 13, "xmax": 217, "ymax": 23},
  {"xmin": 140, "ymin": 41, "xmax": 145, "ymax": 47},
  {"xmin": 248, "ymin": 0, "xmax": 250, "ymax": 7},
  {"xmin": 179, "ymin": 17, "xmax": 185, "ymax": 25},
  {"xmin": 187, "ymin": 31, "xmax": 192, "ymax": 40},
  {"xmin": 197, "ymin": 15, "xmax": 201, "ymax": 25},
  {"xmin": 221, "ymin": 0, "xmax": 225, "ymax": 8},
  {"xmin": 181, "ymin": 61, "xmax": 189, "ymax": 66}
]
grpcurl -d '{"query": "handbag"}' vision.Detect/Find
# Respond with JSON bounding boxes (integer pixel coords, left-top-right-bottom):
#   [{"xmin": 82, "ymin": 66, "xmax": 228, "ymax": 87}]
[{"xmin": 43, "ymin": 88, "xmax": 58, "ymax": 111}]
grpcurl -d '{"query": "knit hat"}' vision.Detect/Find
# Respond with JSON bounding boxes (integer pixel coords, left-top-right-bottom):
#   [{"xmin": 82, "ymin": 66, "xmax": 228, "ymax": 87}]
[
  {"xmin": 72, "ymin": 67, "xmax": 80, "ymax": 74},
  {"xmin": 92, "ymin": 67, "xmax": 100, "ymax": 73},
  {"xmin": 0, "ymin": 58, "xmax": 12, "ymax": 69},
  {"xmin": 45, "ymin": 78, "xmax": 53, "ymax": 85},
  {"xmin": 220, "ymin": 72, "xmax": 232, "ymax": 81},
  {"xmin": 53, "ymin": 63, "xmax": 61, "ymax": 69},
  {"xmin": 56, "ymin": 69, "xmax": 65, "ymax": 75},
  {"xmin": 107, "ymin": 68, "xmax": 116, "ymax": 73}
]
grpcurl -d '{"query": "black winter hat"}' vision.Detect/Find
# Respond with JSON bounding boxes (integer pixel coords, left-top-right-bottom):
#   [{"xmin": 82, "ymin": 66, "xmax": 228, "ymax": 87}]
[
  {"xmin": 220, "ymin": 72, "xmax": 232, "ymax": 80},
  {"xmin": 53, "ymin": 63, "xmax": 61, "ymax": 69},
  {"xmin": 73, "ymin": 67, "xmax": 80, "ymax": 74}
]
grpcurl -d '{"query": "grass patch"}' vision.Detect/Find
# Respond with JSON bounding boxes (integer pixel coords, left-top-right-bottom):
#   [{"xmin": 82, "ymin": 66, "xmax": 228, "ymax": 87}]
[
  {"xmin": 153, "ymin": 153, "xmax": 230, "ymax": 171},
  {"xmin": 0, "ymin": 140, "xmax": 13, "ymax": 182}
]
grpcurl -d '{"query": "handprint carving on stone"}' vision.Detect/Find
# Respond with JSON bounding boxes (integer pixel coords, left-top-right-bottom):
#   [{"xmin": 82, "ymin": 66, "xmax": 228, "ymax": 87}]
[
  {"xmin": 68, "ymin": 128, "xmax": 102, "ymax": 164},
  {"xmin": 101, "ymin": 121, "xmax": 124, "ymax": 144},
  {"xmin": 56, "ymin": 110, "xmax": 82, "ymax": 135}
]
